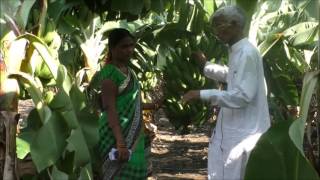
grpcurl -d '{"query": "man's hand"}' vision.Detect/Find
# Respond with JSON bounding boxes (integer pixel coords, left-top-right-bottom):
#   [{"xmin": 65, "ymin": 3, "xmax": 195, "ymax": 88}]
[
  {"xmin": 191, "ymin": 51, "xmax": 207, "ymax": 68},
  {"xmin": 182, "ymin": 90, "xmax": 200, "ymax": 103}
]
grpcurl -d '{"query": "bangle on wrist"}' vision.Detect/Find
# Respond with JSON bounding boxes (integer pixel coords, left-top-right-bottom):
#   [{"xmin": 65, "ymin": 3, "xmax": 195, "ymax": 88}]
[
  {"xmin": 117, "ymin": 142, "xmax": 127, "ymax": 148},
  {"xmin": 118, "ymin": 146, "xmax": 127, "ymax": 149}
]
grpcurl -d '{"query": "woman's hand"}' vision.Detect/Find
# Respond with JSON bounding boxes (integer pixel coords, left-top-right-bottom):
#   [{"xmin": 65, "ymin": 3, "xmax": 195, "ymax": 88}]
[
  {"xmin": 154, "ymin": 96, "xmax": 165, "ymax": 110},
  {"xmin": 143, "ymin": 96, "xmax": 165, "ymax": 110},
  {"xmin": 116, "ymin": 143, "xmax": 130, "ymax": 162}
]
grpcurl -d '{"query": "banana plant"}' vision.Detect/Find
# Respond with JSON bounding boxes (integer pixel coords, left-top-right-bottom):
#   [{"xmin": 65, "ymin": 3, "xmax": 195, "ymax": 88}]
[
  {"xmin": 256, "ymin": 0, "xmax": 318, "ymax": 121},
  {"xmin": 0, "ymin": 0, "xmax": 39, "ymax": 178},
  {"xmin": 162, "ymin": 42, "xmax": 216, "ymax": 132},
  {"xmin": 154, "ymin": 1, "xmax": 227, "ymax": 132},
  {"xmin": 245, "ymin": 70, "xmax": 320, "ymax": 180},
  {"xmin": 13, "ymin": 33, "xmax": 100, "ymax": 179},
  {"xmin": 0, "ymin": 1, "xmax": 99, "ymax": 178}
]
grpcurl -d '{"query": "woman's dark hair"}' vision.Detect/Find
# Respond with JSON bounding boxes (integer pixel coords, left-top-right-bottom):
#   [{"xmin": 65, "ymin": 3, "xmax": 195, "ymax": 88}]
[{"xmin": 108, "ymin": 28, "xmax": 134, "ymax": 50}]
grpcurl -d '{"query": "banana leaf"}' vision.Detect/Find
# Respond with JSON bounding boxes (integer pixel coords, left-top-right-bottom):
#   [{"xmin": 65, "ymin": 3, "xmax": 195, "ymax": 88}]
[
  {"xmin": 289, "ymin": 70, "xmax": 320, "ymax": 154},
  {"xmin": 245, "ymin": 120, "xmax": 319, "ymax": 180}
]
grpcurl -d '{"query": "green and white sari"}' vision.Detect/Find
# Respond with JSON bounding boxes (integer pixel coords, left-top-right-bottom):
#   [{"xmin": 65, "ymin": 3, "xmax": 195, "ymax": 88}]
[{"xmin": 91, "ymin": 64, "xmax": 147, "ymax": 179}]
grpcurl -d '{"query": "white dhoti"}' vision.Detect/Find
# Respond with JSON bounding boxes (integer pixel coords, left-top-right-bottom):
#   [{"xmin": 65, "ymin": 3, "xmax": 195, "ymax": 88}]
[{"xmin": 208, "ymin": 131, "xmax": 263, "ymax": 180}]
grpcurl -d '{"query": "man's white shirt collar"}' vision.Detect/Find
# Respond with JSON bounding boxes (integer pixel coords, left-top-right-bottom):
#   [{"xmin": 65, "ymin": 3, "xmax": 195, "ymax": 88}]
[{"xmin": 229, "ymin": 38, "xmax": 248, "ymax": 53}]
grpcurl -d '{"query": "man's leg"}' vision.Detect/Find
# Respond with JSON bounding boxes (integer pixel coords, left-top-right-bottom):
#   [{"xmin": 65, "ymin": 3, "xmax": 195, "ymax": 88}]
[
  {"xmin": 223, "ymin": 134, "xmax": 262, "ymax": 180},
  {"xmin": 208, "ymin": 137, "xmax": 223, "ymax": 180}
]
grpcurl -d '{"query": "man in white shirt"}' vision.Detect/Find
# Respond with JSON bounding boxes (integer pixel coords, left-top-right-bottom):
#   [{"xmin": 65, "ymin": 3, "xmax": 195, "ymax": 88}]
[{"xmin": 182, "ymin": 5, "xmax": 270, "ymax": 180}]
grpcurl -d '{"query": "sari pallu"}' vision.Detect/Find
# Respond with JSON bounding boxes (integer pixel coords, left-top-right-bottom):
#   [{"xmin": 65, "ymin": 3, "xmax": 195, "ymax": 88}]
[{"xmin": 94, "ymin": 65, "xmax": 147, "ymax": 180}]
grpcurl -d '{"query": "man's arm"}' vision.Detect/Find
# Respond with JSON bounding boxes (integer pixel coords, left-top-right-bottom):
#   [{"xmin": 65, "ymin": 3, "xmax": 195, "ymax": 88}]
[
  {"xmin": 203, "ymin": 62, "xmax": 229, "ymax": 82},
  {"xmin": 200, "ymin": 52, "xmax": 258, "ymax": 108},
  {"xmin": 183, "ymin": 52, "xmax": 258, "ymax": 108},
  {"xmin": 191, "ymin": 51, "xmax": 229, "ymax": 82}
]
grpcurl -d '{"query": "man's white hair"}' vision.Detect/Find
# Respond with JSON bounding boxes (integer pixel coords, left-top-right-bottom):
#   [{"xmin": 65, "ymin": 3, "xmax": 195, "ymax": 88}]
[{"xmin": 211, "ymin": 5, "xmax": 246, "ymax": 29}]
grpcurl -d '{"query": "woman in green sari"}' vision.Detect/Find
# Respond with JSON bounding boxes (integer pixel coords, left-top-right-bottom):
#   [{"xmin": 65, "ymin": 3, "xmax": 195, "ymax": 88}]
[{"xmin": 90, "ymin": 28, "xmax": 160, "ymax": 179}]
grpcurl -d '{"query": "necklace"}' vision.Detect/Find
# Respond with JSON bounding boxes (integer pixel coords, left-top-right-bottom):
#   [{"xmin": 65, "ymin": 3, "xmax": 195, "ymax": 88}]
[
  {"xmin": 116, "ymin": 65, "xmax": 128, "ymax": 76},
  {"xmin": 109, "ymin": 61, "xmax": 128, "ymax": 75}
]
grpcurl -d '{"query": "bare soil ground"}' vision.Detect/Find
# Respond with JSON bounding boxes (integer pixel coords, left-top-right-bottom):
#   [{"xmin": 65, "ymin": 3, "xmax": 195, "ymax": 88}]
[{"xmin": 148, "ymin": 110, "xmax": 214, "ymax": 180}]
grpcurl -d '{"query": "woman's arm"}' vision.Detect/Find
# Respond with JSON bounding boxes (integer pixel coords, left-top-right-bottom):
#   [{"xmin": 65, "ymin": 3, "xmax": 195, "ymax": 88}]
[
  {"xmin": 142, "ymin": 95, "xmax": 165, "ymax": 110},
  {"xmin": 101, "ymin": 79, "xmax": 129, "ymax": 161}
]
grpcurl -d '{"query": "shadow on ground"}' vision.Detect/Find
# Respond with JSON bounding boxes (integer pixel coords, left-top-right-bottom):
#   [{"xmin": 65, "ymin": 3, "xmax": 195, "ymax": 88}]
[{"xmin": 149, "ymin": 111, "xmax": 214, "ymax": 180}]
